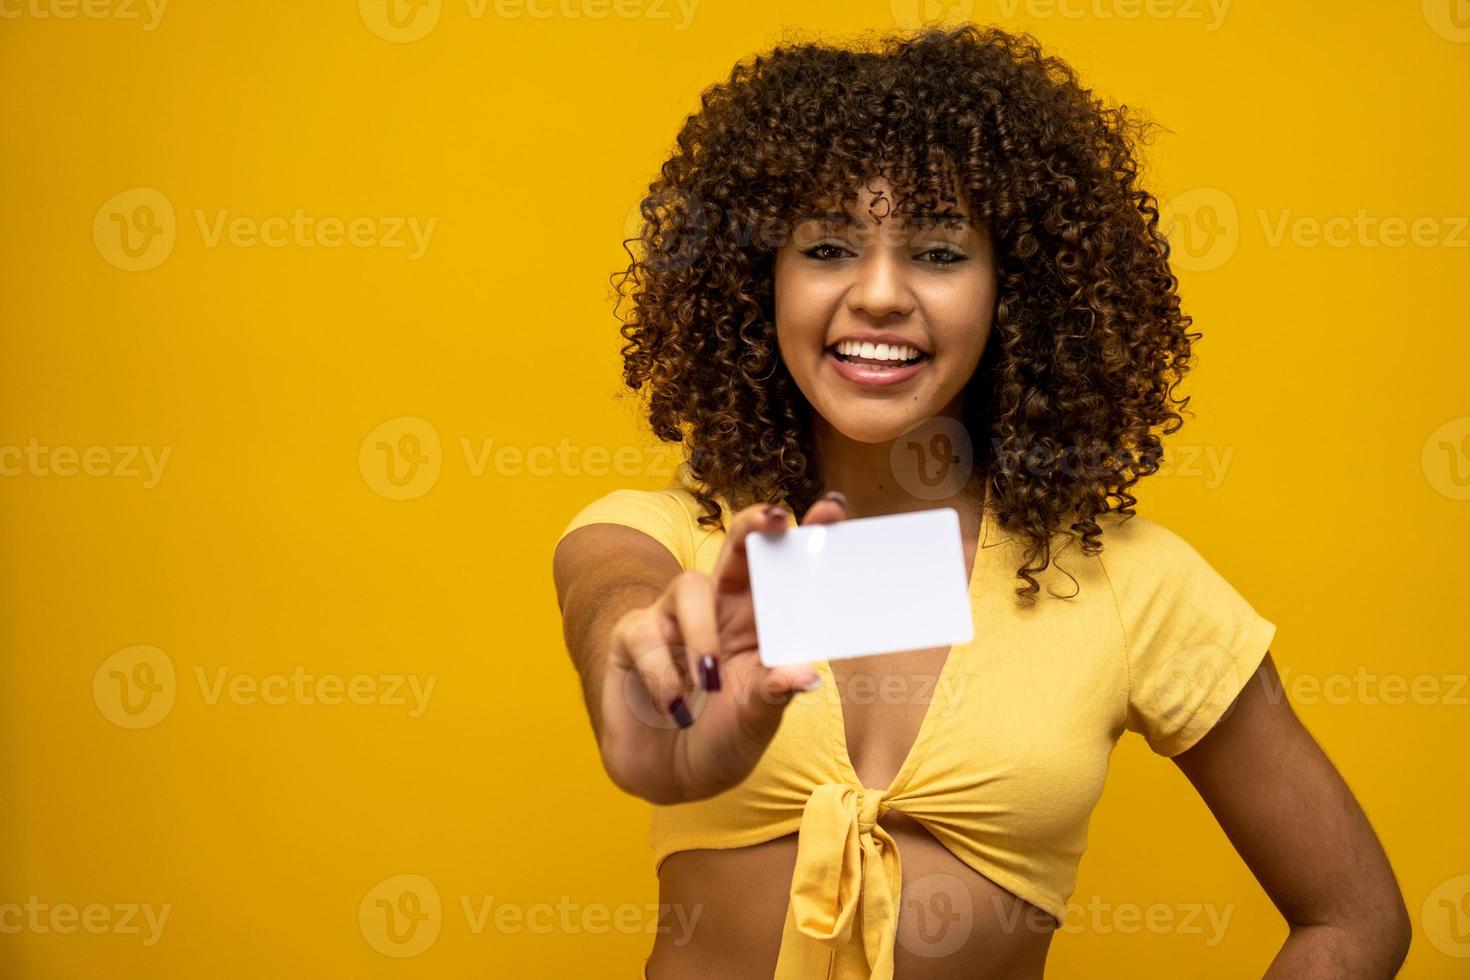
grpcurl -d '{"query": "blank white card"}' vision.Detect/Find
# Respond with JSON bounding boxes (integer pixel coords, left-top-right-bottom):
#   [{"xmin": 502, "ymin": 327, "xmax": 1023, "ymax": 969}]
[{"xmin": 746, "ymin": 507, "xmax": 975, "ymax": 667}]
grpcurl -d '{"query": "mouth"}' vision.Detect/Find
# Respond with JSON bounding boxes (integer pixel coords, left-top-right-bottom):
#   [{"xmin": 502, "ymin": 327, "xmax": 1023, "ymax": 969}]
[{"xmin": 824, "ymin": 340, "xmax": 931, "ymax": 387}]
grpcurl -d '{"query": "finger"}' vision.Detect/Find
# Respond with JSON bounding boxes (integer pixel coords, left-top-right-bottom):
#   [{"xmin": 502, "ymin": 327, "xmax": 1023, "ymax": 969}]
[
  {"xmin": 801, "ymin": 489, "xmax": 848, "ymax": 526},
  {"xmin": 614, "ymin": 607, "xmax": 694, "ymax": 729},
  {"xmin": 654, "ymin": 571, "xmax": 720, "ymax": 692},
  {"xmin": 711, "ymin": 502, "xmax": 790, "ymax": 593}
]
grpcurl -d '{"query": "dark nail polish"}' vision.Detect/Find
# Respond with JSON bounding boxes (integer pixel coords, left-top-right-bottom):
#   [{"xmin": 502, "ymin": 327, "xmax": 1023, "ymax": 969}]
[
  {"xmin": 821, "ymin": 490, "xmax": 848, "ymax": 508},
  {"xmin": 669, "ymin": 696, "xmax": 693, "ymax": 728},
  {"xmin": 699, "ymin": 655, "xmax": 721, "ymax": 692}
]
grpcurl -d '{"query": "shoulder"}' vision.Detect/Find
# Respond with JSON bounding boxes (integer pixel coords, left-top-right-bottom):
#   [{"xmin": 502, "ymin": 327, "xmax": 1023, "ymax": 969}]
[
  {"xmin": 556, "ymin": 464, "xmax": 722, "ymax": 570},
  {"xmin": 1090, "ymin": 507, "xmax": 1262, "ymax": 641},
  {"xmin": 1092, "ymin": 508, "xmax": 1206, "ymax": 586}
]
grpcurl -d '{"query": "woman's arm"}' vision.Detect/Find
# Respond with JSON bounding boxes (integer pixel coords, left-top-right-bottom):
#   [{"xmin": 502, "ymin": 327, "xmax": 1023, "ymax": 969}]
[
  {"xmin": 552, "ymin": 522, "xmax": 683, "ymax": 748},
  {"xmin": 1172, "ymin": 652, "xmax": 1412, "ymax": 978}
]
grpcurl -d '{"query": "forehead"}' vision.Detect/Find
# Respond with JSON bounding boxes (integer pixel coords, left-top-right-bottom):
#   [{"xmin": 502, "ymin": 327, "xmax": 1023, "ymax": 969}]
[{"xmin": 798, "ymin": 170, "xmax": 969, "ymax": 221}]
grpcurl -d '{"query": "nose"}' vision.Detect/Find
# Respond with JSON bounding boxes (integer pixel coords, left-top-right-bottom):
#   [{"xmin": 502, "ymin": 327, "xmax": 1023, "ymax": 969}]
[{"xmin": 844, "ymin": 245, "xmax": 915, "ymax": 321}]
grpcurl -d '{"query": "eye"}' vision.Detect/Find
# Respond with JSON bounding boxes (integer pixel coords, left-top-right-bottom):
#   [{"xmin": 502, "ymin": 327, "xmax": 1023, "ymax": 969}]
[
  {"xmin": 921, "ymin": 246, "xmax": 968, "ymax": 265},
  {"xmin": 800, "ymin": 243, "xmax": 851, "ymax": 261}
]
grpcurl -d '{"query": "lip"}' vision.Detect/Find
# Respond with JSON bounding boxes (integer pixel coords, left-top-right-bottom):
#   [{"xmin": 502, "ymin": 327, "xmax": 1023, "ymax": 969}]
[{"xmin": 825, "ymin": 347, "xmax": 929, "ymax": 388}]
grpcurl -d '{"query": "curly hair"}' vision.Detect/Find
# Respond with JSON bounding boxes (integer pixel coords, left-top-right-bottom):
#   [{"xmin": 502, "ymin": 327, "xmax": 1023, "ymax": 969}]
[{"xmin": 611, "ymin": 23, "xmax": 1200, "ymax": 606}]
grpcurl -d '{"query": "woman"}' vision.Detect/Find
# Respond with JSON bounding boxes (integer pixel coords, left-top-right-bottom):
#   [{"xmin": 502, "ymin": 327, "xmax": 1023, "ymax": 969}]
[{"xmin": 552, "ymin": 24, "xmax": 1410, "ymax": 979}]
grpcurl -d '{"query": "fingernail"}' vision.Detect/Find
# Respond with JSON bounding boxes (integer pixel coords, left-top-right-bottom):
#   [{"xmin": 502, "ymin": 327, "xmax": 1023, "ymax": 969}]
[
  {"xmin": 769, "ymin": 507, "xmax": 790, "ymax": 524},
  {"xmin": 698, "ymin": 655, "xmax": 721, "ymax": 692},
  {"xmin": 821, "ymin": 490, "xmax": 847, "ymax": 508},
  {"xmin": 794, "ymin": 675, "xmax": 822, "ymax": 692},
  {"xmin": 669, "ymin": 696, "xmax": 693, "ymax": 728}
]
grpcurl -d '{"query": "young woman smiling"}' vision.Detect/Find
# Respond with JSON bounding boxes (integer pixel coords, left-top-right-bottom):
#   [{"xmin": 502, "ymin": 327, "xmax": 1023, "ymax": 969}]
[{"xmin": 552, "ymin": 24, "xmax": 1410, "ymax": 980}]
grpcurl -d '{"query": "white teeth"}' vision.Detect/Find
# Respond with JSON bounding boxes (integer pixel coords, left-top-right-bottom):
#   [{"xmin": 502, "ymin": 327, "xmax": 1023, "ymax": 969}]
[{"xmin": 835, "ymin": 339, "xmax": 922, "ymax": 362}]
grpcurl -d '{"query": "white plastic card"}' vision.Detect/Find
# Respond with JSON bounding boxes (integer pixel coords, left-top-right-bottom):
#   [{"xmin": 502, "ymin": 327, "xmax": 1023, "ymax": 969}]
[{"xmin": 746, "ymin": 507, "xmax": 975, "ymax": 667}]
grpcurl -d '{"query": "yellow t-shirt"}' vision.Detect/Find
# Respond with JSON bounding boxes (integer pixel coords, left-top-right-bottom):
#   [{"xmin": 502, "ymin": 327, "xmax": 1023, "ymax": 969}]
[{"xmin": 557, "ymin": 463, "xmax": 1277, "ymax": 980}]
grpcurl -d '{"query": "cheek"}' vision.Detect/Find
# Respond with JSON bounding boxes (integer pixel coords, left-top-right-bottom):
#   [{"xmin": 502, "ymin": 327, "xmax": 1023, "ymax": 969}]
[
  {"xmin": 774, "ymin": 270, "xmax": 839, "ymax": 346},
  {"xmin": 926, "ymin": 277, "xmax": 996, "ymax": 356}
]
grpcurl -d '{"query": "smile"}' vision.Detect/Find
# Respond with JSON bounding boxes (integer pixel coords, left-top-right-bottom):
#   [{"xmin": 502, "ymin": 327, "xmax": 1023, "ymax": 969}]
[{"xmin": 824, "ymin": 344, "xmax": 931, "ymax": 387}]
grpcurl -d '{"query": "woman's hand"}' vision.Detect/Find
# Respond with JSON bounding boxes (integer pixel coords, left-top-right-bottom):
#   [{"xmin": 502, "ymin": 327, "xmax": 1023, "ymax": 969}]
[{"xmin": 597, "ymin": 492, "xmax": 848, "ymax": 805}]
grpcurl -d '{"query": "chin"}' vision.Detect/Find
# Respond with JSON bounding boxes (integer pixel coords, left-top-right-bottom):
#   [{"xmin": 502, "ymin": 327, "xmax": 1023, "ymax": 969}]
[{"xmin": 817, "ymin": 399, "xmax": 932, "ymax": 444}]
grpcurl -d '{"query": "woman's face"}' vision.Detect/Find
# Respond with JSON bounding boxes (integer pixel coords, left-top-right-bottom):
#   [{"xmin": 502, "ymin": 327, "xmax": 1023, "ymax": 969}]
[{"xmin": 773, "ymin": 176, "xmax": 997, "ymax": 443}]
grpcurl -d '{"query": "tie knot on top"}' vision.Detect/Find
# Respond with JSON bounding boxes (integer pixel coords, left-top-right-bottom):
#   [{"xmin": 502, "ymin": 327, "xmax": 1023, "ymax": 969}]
[{"xmin": 856, "ymin": 788, "xmax": 889, "ymax": 834}]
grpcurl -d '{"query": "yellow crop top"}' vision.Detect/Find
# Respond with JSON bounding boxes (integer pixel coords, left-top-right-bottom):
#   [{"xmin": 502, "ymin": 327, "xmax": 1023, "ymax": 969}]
[{"xmin": 557, "ymin": 463, "xmax": 1278, "ymax": 979}]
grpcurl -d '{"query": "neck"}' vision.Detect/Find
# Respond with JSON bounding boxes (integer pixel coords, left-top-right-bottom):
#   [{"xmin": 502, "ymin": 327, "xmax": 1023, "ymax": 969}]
[{"xmin": 808, "ymin": 397, "xmax": 988, "ymax": 533}]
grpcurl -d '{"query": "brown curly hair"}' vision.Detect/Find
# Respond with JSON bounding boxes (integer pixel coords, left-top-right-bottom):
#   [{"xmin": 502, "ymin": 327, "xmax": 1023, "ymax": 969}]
[{"xmin": 611, "ymin": 23, "xmax": 1200, "ymax": 606}]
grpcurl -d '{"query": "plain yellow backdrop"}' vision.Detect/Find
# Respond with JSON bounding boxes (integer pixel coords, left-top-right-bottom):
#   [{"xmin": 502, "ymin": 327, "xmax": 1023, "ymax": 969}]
[{"xmin": 2, "ymin": 1, "xmax": 1467, "ymax": 976}]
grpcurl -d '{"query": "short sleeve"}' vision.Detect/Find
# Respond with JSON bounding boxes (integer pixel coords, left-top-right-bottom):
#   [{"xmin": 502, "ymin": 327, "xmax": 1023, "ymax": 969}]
[
  {"xmin": 1098, "ymin": 513, "xmax": 1278, "ymax": 757},
  {"xmin": 556, "ymin": 488, "xmax": 695, "ymax": 570}
]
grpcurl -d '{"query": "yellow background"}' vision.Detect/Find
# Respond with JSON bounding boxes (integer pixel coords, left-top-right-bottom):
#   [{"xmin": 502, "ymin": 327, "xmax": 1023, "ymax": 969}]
[{"xmin": 3, "ymin": 1, "xmax": 1468, "ymax": 976}]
